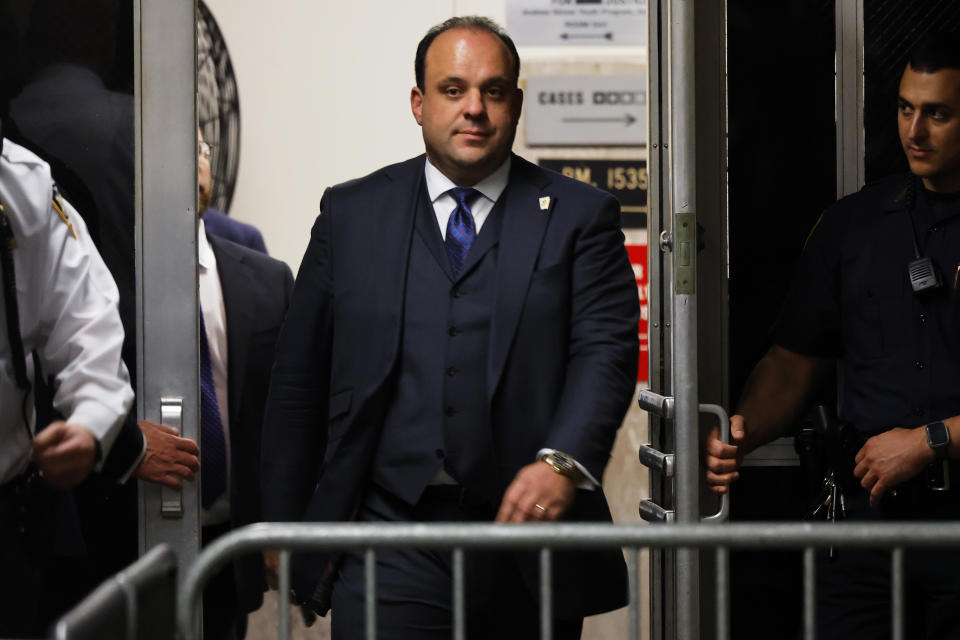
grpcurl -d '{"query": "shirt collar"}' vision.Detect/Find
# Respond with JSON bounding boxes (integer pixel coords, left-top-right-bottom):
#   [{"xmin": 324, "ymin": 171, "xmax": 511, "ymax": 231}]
[
  {"xmin": 197, "ymin": 219, "xmax": 216, "ymax": 270},
  {"xmin": 424, "ymin": 155, "xmax": 512, "ymax": 204}
]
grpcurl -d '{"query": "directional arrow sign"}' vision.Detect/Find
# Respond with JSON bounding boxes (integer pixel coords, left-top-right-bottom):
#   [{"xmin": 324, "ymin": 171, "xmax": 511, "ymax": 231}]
[
  {"xmin": 560, "ymin": 32, "xmax": 614, "ymax": 40},
  {"xmin": 507, "ymin": 0, "xmax": 646, "ymax": 47},
  {"xmin": 562, "ymin": 113, "xmax": 637, "ymax": 126},
  {"xmin": 526, "ymin": 75, "xmax": 646, "ymax": 146}
]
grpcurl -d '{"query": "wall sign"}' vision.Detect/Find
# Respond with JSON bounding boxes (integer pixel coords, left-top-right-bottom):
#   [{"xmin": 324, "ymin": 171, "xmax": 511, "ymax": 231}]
[
  {"xmin": 526, "ymin": 75, "xmax": 646, "ymax": 146},
  {"xmin": 538, "ymin": 158, "xmax": 647, "ymax": 228},
  {"xmin": 626, "ymin": 241, "xmax": 649, "ymax": 383},
  {"xmin": 507, "ymin": 0, "xmax": 647, "ymax": 47}
]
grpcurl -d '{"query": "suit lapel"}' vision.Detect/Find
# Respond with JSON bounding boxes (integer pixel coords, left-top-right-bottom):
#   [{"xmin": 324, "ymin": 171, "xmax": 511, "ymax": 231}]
[
  {"xmin": 209, "ymin": 235, "xmax": 255, "ymax": 424},
  {"xmin": 487, "ymin": 156, "xmax": 554, "ymax": 399},
  {"xmin": 414, "ymin": 185, "xmax": 454, "ymax": 281},
  {"xmin": 366, "ymin": 157, "xmax": 424, "ymax": 379}
]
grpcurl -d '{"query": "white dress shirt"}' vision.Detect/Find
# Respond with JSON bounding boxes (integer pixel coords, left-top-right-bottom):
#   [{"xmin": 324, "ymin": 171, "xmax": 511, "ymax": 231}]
[
  {"xmin": 0, "ymin": 140, "xmax": 132, "ymax": 483},
  {"xmin": 198, "ymin": 220, "xmax": 231, "ymax": 525},
  {"xmin": 424, "ymin": 156, "xmax": 511, "ymax": 239}
]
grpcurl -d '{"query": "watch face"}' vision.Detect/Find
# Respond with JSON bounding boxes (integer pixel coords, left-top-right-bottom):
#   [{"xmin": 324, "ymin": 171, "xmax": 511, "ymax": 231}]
[
  {"xmin": 550, "ymin": 452, "xmax": 573, "ymax": 469},
  {"xmin": 928, "ymin": 422, "xmax": 950, "ymax": 448}
]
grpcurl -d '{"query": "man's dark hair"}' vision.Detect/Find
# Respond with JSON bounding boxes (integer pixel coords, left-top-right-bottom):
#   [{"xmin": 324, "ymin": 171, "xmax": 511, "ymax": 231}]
[
  {"xmin": 414, "ymin": 16, "xmax": 520, "ymax": 91},
  {"xmin": 907, "ymin": 31, "xmax": 960, "ymax": 74}
]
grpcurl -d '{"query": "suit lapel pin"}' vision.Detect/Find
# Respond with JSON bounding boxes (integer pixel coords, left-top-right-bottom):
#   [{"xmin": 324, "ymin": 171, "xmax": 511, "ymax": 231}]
[{"xmin": 539, "ymin": 196, "xmax": 551, "ymax": 211}]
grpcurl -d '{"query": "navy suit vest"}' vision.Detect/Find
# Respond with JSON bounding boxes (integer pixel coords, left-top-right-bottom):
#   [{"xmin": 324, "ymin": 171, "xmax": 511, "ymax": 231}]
[{"xmin": 371, "ymin": 183, "xmax": 506, "ymax": 506}]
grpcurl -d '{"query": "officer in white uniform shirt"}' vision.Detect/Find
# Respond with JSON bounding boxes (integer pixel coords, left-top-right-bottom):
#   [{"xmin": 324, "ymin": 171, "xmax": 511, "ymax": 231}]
[
  {"xmin": 0, "ymin": 138, "xmax": 132, "ymax": 487},
  {"xmin": 0, "ymin": 136, "xmax": 133, "ymax": 638}
]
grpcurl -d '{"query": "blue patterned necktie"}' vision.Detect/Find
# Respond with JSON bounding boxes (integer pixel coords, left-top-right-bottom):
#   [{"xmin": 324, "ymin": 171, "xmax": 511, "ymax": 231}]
[
  {"xmin": 445, "ymin": 187, "xmax": 480, "ymax": 278},
  {"xmin": 199, "ymin": 313, "xmax": 227, "ymax": 508}
]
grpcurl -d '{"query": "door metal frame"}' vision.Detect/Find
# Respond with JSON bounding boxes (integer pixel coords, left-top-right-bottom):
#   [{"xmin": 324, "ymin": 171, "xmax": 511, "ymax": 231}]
[
  {"xmin": 135, "ymin": 0, "xmax": 201, "ymax": 572},
  {"xmin": 646, "ymin": 0, "xmax": 672, "ymax": 636},
  {"xmin": 647, "ymin": 0, "xmax": 729, "ymax": 637},
  {"xmin": 836, "ymin": 0, "xmax": 865, "ymax": 199}
]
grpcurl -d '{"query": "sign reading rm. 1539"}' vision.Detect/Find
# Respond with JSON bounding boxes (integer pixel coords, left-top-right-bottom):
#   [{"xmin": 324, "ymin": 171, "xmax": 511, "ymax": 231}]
[{"xmin": 539, "ymin": 158, "xmax": 648, "ymax": 228}]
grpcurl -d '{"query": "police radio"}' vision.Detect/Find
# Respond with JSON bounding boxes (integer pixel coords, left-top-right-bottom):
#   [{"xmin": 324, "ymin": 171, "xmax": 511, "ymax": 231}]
[
  {"xmin": 904, "ymin": 176, "xmax": 945, "ymax": 295},
  {"xmin": 907, "ymin": 248, "xmax": 943, "ymax": 294}
]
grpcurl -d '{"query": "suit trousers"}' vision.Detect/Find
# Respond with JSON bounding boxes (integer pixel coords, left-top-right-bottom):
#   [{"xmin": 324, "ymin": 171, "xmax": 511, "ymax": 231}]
[{"xmin": 330, "ymin": 484, "xmax": 583, "ymax": 640}]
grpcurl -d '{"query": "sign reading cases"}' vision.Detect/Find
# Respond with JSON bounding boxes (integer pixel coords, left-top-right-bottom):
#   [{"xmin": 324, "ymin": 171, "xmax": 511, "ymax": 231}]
[{"xmin": 526, "ymin": 75, "xmax": 646, "ymax": 146}]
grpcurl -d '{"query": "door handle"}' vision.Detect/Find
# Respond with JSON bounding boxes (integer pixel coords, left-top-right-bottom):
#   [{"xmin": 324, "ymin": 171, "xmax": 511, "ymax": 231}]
[
  {"xmin": 639, "ymin": 445, "xmax": 675, "ymax": 477},
  {"xmin": 637, "ymin": 392, "xmax": 731, "ymax": 523},
  {"xmin": 639, "ymin": 499, "xmax": 675, "ymax": 523},
  {"xmin": 638, "ymin": 389, "xmax": 675, "ymax": 419},
  {"xmin": 699, "ymin": 403, "xmax": 730, "ymax": 523},
  {"xmin": 159, "ymin": 397, "xmax": 183, "ymax": 518}
]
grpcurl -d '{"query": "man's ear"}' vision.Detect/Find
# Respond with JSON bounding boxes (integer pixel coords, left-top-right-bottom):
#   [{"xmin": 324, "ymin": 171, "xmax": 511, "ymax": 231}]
[{"xmin": 411, "ymin": 86, "xmax": 424, "ymax": 125}]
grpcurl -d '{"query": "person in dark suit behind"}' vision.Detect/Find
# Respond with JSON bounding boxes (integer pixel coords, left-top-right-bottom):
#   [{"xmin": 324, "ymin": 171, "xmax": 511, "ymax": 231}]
[
  {"xmin": 261, "ymin": 16, "xmax": 639, "ymax": 639},
  {"xmin": 197, "ymin": 135, "xmax": 294, "ymax": 640},
  {"xmin": 198, "ymin": 129, "xmax": 268, "ymax": 254}
]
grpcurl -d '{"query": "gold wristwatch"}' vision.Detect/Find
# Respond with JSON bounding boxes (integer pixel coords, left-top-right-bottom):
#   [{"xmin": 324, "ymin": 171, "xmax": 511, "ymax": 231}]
[{"xmin": 538, "ymin": 450, "xmax": 584, "ymax": 483}]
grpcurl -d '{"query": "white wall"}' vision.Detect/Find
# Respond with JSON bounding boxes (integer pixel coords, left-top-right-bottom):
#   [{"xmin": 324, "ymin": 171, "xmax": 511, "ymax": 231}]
[
  {"xmin": 205, "ymin": 1, "xmax": 487, "ymax": 269},
  {"xmin": 204, "ymin": 0, "xmax": 643, "ymax": 271}
]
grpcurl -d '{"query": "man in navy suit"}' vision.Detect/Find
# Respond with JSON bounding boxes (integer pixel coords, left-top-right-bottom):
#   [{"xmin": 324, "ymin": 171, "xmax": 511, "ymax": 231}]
[
  {"xmin": 198, "ymin": 227, "xmax": 293, "ymax": 640},
  {"xmin": 195, "ymin": 134, "xmax": 294, "ymax": 639},
  {"xmin": 262, "ymin": 16, "xmax": 638, "ymax": 639}
]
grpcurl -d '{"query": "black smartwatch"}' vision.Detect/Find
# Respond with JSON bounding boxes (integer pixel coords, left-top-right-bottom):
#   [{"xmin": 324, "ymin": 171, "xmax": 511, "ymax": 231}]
[{"xmin": 926, "ymin": 421, "xmax": 951, "ymax": 461}]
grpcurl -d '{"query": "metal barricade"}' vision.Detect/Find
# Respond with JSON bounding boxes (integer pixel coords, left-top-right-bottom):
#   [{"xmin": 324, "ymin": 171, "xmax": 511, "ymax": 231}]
[
  {"xmin": 53, "ymin": 544, "xmax": 177, "ymax": 640},
  {"xmin": 178, "ymin": 521, "xmax": 960, "ymax": 640}
]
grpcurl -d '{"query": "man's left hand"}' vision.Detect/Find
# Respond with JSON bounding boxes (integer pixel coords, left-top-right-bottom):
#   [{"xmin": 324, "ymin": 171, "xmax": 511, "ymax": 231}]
[
  {"xmin": 495, "ymin": 461, "xmax": 576, "ymax": 523},
  {"xmin": 31, "ymin": 421, "xmax": 98, "ymax": 489},
  {"xmin": 853, "ymin": 427, "xmax": 933, "ymax": 507}
]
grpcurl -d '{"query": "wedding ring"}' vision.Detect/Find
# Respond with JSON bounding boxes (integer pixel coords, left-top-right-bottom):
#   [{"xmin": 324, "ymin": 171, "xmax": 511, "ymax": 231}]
[{"xmin": 534, "ymin": 503, "xmax": 547, "ymax": 513}]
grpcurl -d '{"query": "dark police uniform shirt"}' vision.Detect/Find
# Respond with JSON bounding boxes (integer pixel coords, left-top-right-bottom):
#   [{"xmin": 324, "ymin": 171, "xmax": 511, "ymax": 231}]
[{"xmin": 773, "ymin": 174, "xmax": 960, "ymax": 435}]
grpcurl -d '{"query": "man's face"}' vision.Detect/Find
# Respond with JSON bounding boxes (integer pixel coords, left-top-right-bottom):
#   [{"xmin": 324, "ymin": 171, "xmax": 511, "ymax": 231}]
[
  {"xmin": 410, "ymin": 28, "xmax": 522, "ymax": 186},
  {"xmin": 898, "ymin": 64, "xmax": 960, "ymax": 192},
  {"xmin": 198, "ymin": 130, "xmax": 212, "ymax": 216}
]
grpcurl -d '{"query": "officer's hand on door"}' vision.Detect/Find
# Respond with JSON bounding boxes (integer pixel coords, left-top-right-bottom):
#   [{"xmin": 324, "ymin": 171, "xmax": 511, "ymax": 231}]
[
  {"xmin": 704, "ymin": 415, "xmax": 744, "ymax": 493},
  {"xmin": 135, "ymin": 420, "xmax": 200, "ymax": 489}
]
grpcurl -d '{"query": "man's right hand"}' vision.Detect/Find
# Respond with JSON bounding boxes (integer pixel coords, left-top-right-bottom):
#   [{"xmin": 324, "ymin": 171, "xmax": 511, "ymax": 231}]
[
  {"xmin": 134, "ymin": 420, "xmax": 200, "ymax": 489},
  {"xmin": 704, "ymin": 414, "xmax": 746, "ymax": 494}
]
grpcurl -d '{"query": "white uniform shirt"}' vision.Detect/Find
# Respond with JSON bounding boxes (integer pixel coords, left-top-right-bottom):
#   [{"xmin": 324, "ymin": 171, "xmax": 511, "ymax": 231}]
[
  {"xmin": 198, "ymin": 221, "xmax": 231, "ymax": 525},
  {"xmin": 0, "ymin": 139, "xmax": 133, "ymax": 483}
]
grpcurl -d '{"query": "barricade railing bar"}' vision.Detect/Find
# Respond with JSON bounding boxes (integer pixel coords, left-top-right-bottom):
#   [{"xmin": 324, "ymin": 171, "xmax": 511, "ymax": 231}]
[
  {"xmin": 177, "ymin": 521, "xmax": 960, "ymax": 640},
  {"xmin": 54, "ymin": 543, "xmax": 177, "ymax": 640}
]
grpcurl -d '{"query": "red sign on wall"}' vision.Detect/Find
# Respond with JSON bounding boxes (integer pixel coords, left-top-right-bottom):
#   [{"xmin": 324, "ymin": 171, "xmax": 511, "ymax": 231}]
[{"xmin": 626, "ymin": 243, "xmax": 648, "ymax": 382}]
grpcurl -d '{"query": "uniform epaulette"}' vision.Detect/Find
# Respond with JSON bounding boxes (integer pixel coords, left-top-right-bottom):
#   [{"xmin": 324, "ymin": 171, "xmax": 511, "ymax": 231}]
[{"xmin": 51, "ymin": 183, "xmax": 77, "ymax": 239}]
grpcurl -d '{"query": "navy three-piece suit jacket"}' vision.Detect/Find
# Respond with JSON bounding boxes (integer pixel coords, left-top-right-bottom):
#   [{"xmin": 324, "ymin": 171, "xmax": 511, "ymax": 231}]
[{"xmin": 261, "ymin": 153, "xmax": 640, "ymax": 616}]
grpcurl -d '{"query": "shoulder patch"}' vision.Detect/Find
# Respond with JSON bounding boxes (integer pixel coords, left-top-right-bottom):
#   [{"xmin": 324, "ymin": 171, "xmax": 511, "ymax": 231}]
[{"xmin": 51, "ymin": 184, "xmax": 77, "ymax": 239}]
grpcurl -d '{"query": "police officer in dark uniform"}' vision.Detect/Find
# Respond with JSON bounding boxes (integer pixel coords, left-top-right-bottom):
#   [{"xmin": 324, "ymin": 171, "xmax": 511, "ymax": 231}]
[{"xmin": 705, "ymin": 32, "xmax": 960, "ymax": 639}]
